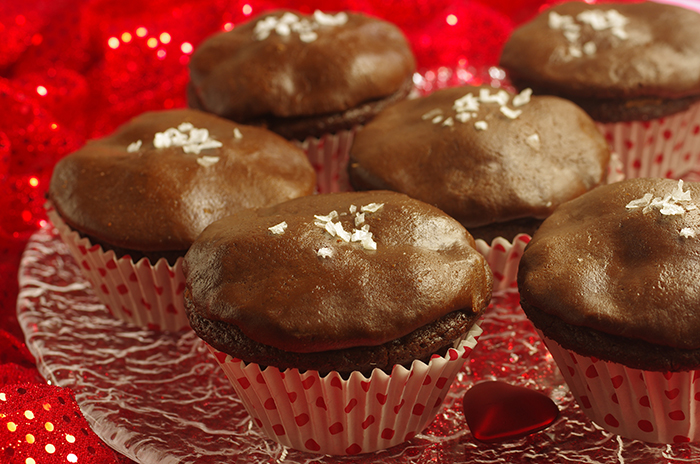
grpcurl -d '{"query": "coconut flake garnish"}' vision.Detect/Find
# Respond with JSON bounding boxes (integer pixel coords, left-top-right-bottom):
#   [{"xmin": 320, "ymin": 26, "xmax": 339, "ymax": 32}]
[
  {"xmin": 254, "ymin": 10, "xmax": 347, "ymax": 43},
  {"xmin": 314, "ymin": 203, "xmax": 383, "ymax": 251},
  {"xmin": 526, "ymin": 133, "xmax": 541, "ymax": 151},
  {"xmin": 681, "ymin": 228, "xmax": 696, "ymax": 238},
  {"xmin": 233, "ymin": 127, "xmax": 243, "ymax": 139},
  {"xmin": 453, "ymin": 93, "xmax": 481, "ymax": 113},
  {"xmin": 430, "ymin": 87, "xmax": 532, "ymax": 131},
  {"xmin": 626, "ymin": 181, "xmax": 698, "ymax": 237},
  {"xmin": 317, "ymin": 247, "xmax": 333, "ymax": 258},
  {"xmin": 153, "ymin": 123, "xmax": 223, "ymax": 155},
  {"xmin": 197, "ymin": 156, "xmax": 220, "ymax": 167},
  {"xmin": 361, "ymin": 203, "xmax": 384, "ymax": 213},
  {"xmin": 126, "ymin": 140, "xmax": 142, "ymax": 153},
  {"xmin": 268, "ymin": 221, "xmax": 288, "ymax": 235},
  {"xmin": 549, "ymin": 9, "xmax": 629, "ymax": 59},
  {"xmin": 512, "ymin": 88, "xmax": 532, "ymax": 107},
  {"xmin": 500, "ymin": 106, "xmax": 522, "ymax": 119}
]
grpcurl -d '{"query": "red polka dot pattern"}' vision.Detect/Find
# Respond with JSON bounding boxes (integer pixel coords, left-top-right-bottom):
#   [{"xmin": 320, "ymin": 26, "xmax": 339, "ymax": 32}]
[
  {"xmin": 596, "ymin": 101, "xmax": 700, "ymax": 180},
  {"xmin": 474, "ymin": 233, "xmax": 530, "ymax": 293},
  {"xmin": 204, "ymin": 322, "xmax": 483, "ymax": 455},
  {"xmin": 541, "ymin": 332, "xmax": 700, "ymax": 444},
  {"xmin": 46, "ymin": 208, "xmax": 190, "ymax": 331}
]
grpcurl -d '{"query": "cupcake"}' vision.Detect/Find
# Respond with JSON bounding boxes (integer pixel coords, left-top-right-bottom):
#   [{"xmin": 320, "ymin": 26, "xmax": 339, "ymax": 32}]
[
  {"xmin": 499, "ymin": 1, "xmax": 700, "ymax": 179},
  {"xmin": 184, "ymin": 190, "xmax": 492, "ymax": 454},
  {"xmin": 518, "ymin": 177, "xmax": 700, "ymax": 443},
  {"xmin": 47, "ymin": 108, "xmax": 315, "ymax": 331},
  {"xmin": 188, "ymin": 9, "xmax": 416, "ymax": 193},
  {"xmin": 348, "ymin": 84, "xmax": 611, "ymax": 243}
]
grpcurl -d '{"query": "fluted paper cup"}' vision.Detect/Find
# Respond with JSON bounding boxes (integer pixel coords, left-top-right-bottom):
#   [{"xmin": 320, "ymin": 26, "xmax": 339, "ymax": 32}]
[
  {"xmin": 46, "ymin": 203, "xmax": 189, "ymax": 331},
  {"xmin": 297, "ymin": 128, "xmax": 357, "ymax": 194},
  {"xmin": 540, "ymin": 330, "xmax": 700, "ymax": 444},
  {"xmin": 597, "ymin": 101, "xmax": 700, "ymax": 179},
  {"xmin": 207, "ymin": 322, "xmax": 483, "ymax": 455}
]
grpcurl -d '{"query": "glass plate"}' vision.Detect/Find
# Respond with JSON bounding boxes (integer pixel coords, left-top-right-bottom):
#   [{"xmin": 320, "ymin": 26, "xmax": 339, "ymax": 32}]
[{"xmin": 17, "ymin": 224, "xmax": 700, "ymax": 463}]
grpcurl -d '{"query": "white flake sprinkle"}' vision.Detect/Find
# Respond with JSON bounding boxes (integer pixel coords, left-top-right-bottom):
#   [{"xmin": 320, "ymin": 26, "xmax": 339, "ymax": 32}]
[
  {"xmin": 526, "ymin": 133, "xmax": 541, "ymax": 151},
  {"xmin": 453, "ymin": 93, "xmax": 480, "ymax": 113},
  {"xmin": 500, "ymin": 106, "xmax": 522, "ymax": 119},
  {"xmin": 455, "ymin": 112, "xmax": 472, "ymax": 123},
  {"xmin": 355, "ymin": 212, "xmax": 365, "ymax": 227},
  {"xmin": 361, "ymin": 203, "xmax": 384, "ymax": 213},
  {"xmin": 474, "ymin": 121, "xmax": 488, "ymax": 131},
  {"xmin": 626, "ymin": 180, "xmax": 696, "ymax": 217},
  {"xmin": 233, "ymin": 127, "xmax": 243, "ymax": 139},
  {"xmin": 153, "ymin": 123, "xmax": 223, "ymax": 155},
  {"xmin": 333, "ymin": 222, "xmax": 352, "ymax": 242},
  {"xmin": 442, "ymin": 117, "xmax": 454, "ymax": 127},
  {"xmin": 178, "ymin": 122, "xmax": 194, "ymax": 132},
  {"xmin": 431, "ymin": 115, "xmax": 444, "ymax": 124},
  {"xmin": 680, "ymin": 228, "xmax": 696, "ymax": 238},
  {"xmin": 126, "ymin": 140, "xmax": 142, "ymax": 153},
  {"xmin": 254, "ymin": 10, "xmax": 347, "ymax": 43},
  {"xmin": 550, "ymin": 8, "xmax": 629, "ymax": 58},
  {"xmin": 268, "ymin": 221, "xmax": 288, "ymax": 235},
  {"xmin": 479, "ymin": 88, "xmax": 510, "ymax": 106},
  {"xmin": 349, "ymin": 204, "xmax": 357, "ymax": 214},
  {"xmin": 512, "ymin": 88, "xmax": 532, "ymax": 107},
  {"xmin": 196, "ymin": 156, "xmax": 220, "ymax": 167},
  {"xmin": 314, "ymin": 10, "xmax": 348, "ymax": 26},
  {"xmin": 317, "ymin": 247, "xmax": 333, "ymax": 258},
  {"xmin": 422, "ymin": 108, "xmax": 443, "ymax": 120},
  {"xmin": 583, "ymin": 41, "xmax": 597, "ymax": 55}
]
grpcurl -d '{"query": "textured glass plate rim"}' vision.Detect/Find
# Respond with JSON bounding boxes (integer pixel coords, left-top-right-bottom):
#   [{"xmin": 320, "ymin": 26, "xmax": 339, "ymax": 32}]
[{"xmin": 17, "ymin": 224, "xmax": 700, "ymax": 463}]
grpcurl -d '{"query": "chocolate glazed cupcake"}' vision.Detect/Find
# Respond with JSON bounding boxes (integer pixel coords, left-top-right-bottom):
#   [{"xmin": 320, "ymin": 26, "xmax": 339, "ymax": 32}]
[
  {"xmin": 518, "ymin": 177, "xmax": 700, "ymax": 443},
  {"xmin": 47, "ymin": 108, "xmax": 315, "ymax": 330},
  {"xmin": 184, "ymin": 190, "xmax": 492, "ymax": 455},
  {"xmin": 500, "ymin": 1, "xmax": 700, "ymax": 178},
  {"xmin": 348, "ymin": 84, "xmax": 610, "ymax": 243},
  {"xmin": 188, "ymin": 9, "xmax": 416, "ymax": 193}
]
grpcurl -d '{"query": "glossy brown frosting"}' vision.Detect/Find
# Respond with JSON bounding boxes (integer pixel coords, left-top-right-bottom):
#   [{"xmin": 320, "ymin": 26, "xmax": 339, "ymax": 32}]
[
  {"xmin": 184, "ymin": 191, "xmax": 493, "ymax": 354},
  {"xmin": 48, "ymin": 108, "xmax": 316, "ymax": 252},
  {"xmin": 348, "ymin": 85, "xmax": 610, "ymax": 229},
  {"xmin": 519, "ymin": 178, "xmax": 700, "ymax": 351},
  {"xmin": 500, "ymin": 2, "xmax": 700, "ymax": 101},
  {"xmin": 188, "ymin": 10, "xmax": 416, "ymax": 127}
]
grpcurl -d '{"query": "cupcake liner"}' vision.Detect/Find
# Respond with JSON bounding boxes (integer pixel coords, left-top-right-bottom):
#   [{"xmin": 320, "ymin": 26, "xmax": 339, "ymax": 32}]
[
  {"xmin": 596, "ymin": 101, "xmax": 700, "ymax": 179},
  {"xmin": 539, "ymin": 330, "xmax": 700, "ymax": 443},
  {"xmin": 45, "ymin": 203, "xmax": 189, "ymax": 331},
  {"xmin": 475, "ymin": 234, "xmax": 531, "ymax": 294},
  {"xmin": 207, "ymin": 322, "xmax": 483, "ymax": 455},
  {"xmin": 297, "ymin": 128, "xmax": 357, "ymax": 194}
]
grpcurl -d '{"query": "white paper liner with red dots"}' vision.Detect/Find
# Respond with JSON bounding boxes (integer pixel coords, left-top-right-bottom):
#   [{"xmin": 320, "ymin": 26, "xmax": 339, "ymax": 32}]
[
  {"xmin": 597, "ymin": 101, "xmax": 700, "ymax": 179},
  {"xmin": 297, "ymin": 128, "xmax": 357, "ymax": 194},
  {"xmin": 45, "ymin": 204, "xmax": 189, "ymax": 332},
  {"xmin": 475, "ymin": 234, "xmax": 531, "ymax": 294},
  {"xmin": 207, "ymin": 322, "xmax": 482, "ymax": 456},
  {"xmin": 539, "ymin": 330, "xmax": 700, "ymax": 444}
]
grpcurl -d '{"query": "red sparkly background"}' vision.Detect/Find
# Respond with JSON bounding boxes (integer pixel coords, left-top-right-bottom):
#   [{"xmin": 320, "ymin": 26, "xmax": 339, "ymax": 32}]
[{"xmin": 0, "ymin": 0, "xmax": 668, "ymax": 462}]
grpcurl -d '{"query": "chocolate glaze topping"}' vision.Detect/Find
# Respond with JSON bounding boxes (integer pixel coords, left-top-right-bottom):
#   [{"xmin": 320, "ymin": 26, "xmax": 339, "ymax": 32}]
[
  {"xmin": 348, "ymin": 85, "xmax": 610, "ymax": 229},
  {"xmin": 519, "ymin": 178, "xmax": 700, "ymax": 351},
  {"xmin": 184, "ymin": 191, "xmax": 493, "ymax": 354},
  {"xmin": 500, "ymin": 2, "xmax": 700, "ymax": 101},
  {"xmin": 48, "ymin": 108, "xmax": 316, "ymax": 252},
  {"xmin": 188, "ymin": 10, "xmax": 416, "ymax": 130}
]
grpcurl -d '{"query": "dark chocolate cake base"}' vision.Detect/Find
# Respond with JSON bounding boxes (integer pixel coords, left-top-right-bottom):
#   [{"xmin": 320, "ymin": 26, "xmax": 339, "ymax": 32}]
[
  {"xmin": 188, "ymin": 78, "xmax": 414, "ymax": 141},
  {"xmin": 186, "ymin": 287, "xmax": 483, "ymax": 377},
  {"xmin": 521, "ymin": 299, "xmax": 700, "ymax": 372}
]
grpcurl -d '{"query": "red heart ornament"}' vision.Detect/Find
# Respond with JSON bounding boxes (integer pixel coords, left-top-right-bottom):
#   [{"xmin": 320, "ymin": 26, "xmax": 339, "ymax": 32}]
[{"xmin": 463, "ymin": 380, "xmax": 559, "ymax": 442}]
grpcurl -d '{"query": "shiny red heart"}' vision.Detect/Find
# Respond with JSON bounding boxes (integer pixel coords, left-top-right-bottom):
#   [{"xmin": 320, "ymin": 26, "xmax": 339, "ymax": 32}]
[{"xmin": 463, "ymin": 380, "xmax": 559, "ymax": 442}]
